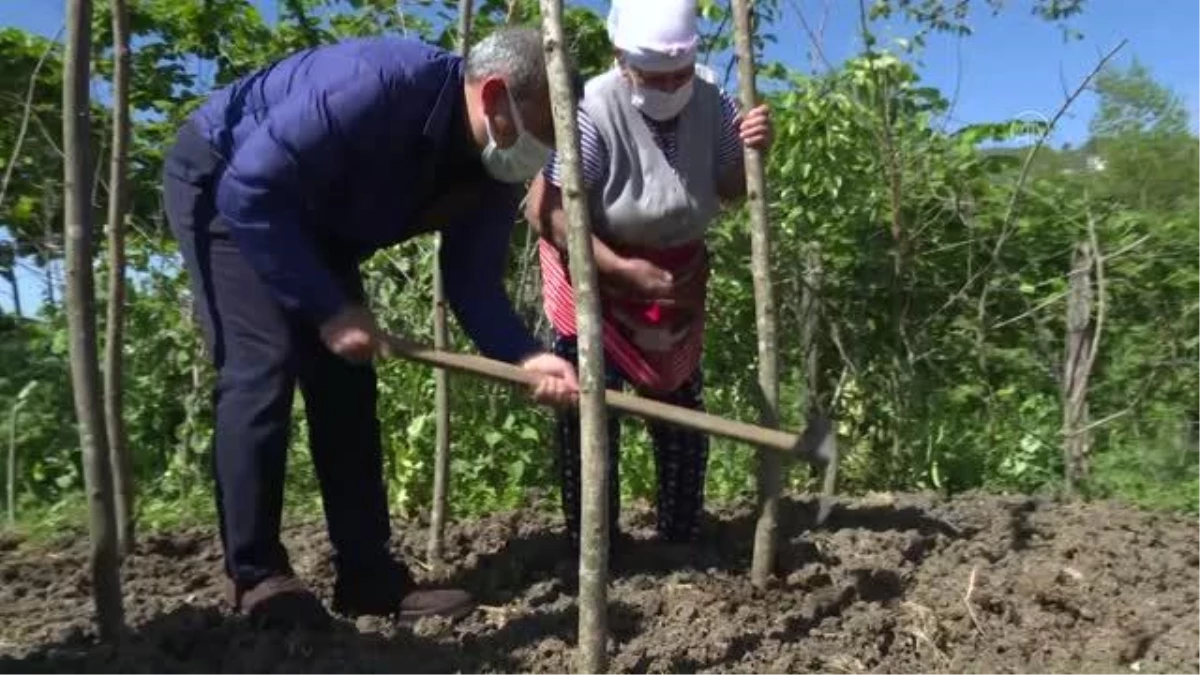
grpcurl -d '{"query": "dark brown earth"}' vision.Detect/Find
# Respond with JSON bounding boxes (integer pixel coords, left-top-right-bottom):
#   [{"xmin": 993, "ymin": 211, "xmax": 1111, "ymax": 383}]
[{"xmin": 1, "ymin": 492, "xmax": 1197, "ymax": 673}]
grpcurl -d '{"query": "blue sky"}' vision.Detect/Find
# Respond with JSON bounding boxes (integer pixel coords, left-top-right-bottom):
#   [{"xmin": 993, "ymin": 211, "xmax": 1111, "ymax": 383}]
[{"xmin": 0, "ymin": 0, "xmax": 1197, "ymax": 314}]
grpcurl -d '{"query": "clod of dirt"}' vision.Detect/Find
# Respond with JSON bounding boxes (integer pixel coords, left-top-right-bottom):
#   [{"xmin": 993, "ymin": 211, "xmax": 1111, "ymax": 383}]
[
  {"xmin": 0, "ymin": 530, "xmax": 25, "ymax": 553},
  {"xmin": 0, "ymin": 493, "xmax": 1197, "ymax": 674}
]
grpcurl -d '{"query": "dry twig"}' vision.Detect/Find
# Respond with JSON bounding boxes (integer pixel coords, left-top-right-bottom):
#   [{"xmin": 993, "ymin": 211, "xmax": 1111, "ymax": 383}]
[
  {"xmin": 963, "ymin": 565, "xmax": 984, "ymax": 635},
  {"xmin": 932, "ymin": 39, "xmax": 1128, "ymax": 323}
]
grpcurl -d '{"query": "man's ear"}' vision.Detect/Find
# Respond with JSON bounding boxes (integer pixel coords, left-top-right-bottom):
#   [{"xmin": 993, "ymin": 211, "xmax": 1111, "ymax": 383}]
[{"xmin": 479, "ymin": 76, "xmax": 508, "ymax": 117}]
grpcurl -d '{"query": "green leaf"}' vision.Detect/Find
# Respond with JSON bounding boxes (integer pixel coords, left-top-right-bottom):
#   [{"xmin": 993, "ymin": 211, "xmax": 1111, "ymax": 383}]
[{"xmin": 406, "ymin": 413, "xmax": 430, "ymax": 440}]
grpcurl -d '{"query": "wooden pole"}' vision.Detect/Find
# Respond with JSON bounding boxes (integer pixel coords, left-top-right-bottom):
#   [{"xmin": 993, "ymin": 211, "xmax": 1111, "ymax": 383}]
[
  {"xmin": 537, "ymin": 2, "xmax": 610, "ymax": 671},
  {"xmin": 104, "ymin": 0, "xmax": 134, "ymax": 558},
  {"xmin": 1062, "ymin": 240, "xmax": 1095, "ymax": 495},
  {"xmin": 427, "ymin": 0, "xmax": 474, "ymax": 569},
  {"xmin": 731, "ymin": 0, "xmax": 783, "ymax": 589},
  {"xmin": 63, "ymin": 0, "xmax": 124, "ymax": 640}
]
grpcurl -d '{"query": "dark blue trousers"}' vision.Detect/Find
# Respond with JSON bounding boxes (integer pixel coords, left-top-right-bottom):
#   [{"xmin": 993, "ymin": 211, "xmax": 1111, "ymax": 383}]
[
  {"xmin": 162, "ymin": 123, "xmax": 396, "ymax": 586},
  {"xmin": 552, "ymin": 334, "xmax": 710, "ymax": 548}
]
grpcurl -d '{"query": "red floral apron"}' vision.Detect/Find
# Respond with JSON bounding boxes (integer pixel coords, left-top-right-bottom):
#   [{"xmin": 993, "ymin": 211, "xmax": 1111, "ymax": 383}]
[{"xmin": 539, "ymin": 238, "xmax": 706, "ymax": 395}]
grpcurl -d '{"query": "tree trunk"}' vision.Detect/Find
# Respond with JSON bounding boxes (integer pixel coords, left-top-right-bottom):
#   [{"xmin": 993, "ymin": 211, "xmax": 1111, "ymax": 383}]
[
  {"xmin": 63, "ymin": 0, "xmax": 124, "ymax": 640},
  {"xmin": 427, "ymin": 0, "xmax": 474, "ymax": 568},
  {"xmin": 539, "ymin": 2, "xmax": 610, "ymax": 671},
  {"xmin": 1062, "ymin": 240, "xmax": 1095, "ymax": 495},
  {"xmin": 104, "ymin": 0, "xmax": 134, "ymax": 558},
  {"xmin": 732, "ymin": 0, "xmax": 783, "ymax": 590}
]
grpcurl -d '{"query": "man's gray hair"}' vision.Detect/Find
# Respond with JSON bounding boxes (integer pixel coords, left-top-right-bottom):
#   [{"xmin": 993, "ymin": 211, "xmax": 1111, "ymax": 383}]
[{"xmin": 466, "ymin": 26, "xmax": 581, "ymax": 102}]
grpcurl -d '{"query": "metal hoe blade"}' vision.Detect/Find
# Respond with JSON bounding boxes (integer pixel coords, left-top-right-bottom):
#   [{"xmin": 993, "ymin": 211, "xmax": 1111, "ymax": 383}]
[{"xmin": 796, "ymin": 413, "xmax": 839, "ymax": 525}]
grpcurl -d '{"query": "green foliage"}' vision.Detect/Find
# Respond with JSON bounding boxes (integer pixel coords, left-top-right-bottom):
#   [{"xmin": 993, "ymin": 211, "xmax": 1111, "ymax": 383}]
[
  {"xmin": 1086, "ymin": 60, "xmax": 1200, "ymax": 212},
  {"xmin": 1, "ymin": 0, "xmax": 1196, "ymax": 540},
  {"xmin": 869, "ymin": 0, "xmax": 1086, "ymax": 45},
  {"xmin": 701, "ymin": 42, "xmax": 1196, "ymax": 510},
  {"xmin": 0, "ymin": 28, "xmax": 68, "ymax": 261}
]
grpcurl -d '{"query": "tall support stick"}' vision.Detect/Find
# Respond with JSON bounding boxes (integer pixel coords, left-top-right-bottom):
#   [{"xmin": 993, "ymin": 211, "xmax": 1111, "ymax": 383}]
[
  {"xmin": 1062, "ymin": 239, "xmax": 1096, "ymax": 495},
  {"xmin": 105, "ymin": 0, "xmax": 134, "ymax": 558},
  {"xmin": 731, "ymin": 0, "xmax": 783, "ymax": 589},
  {"xmin": 427, "ymin": 0, "xmax": 475, "ymax": 569},
  {"xmin": 539, "ymin": 1, "xmax": 610, "ymax": 671},
  {"xmin": 63, "ymin": 0, "xmax": 124, "ymax": 640}
]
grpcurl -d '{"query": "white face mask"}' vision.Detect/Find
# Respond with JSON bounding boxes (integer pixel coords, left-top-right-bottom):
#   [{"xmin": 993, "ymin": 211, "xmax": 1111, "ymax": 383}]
[
  {"xmin": 631, "ymin": 78, "xmax": 694, "ymax": 121},
  {"xmin": 481, "ymin": 87, "xmax": 552, "ymax": 183}
]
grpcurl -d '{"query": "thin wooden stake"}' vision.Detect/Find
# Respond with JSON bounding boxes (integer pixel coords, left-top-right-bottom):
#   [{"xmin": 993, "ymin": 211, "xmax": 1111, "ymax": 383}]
[
  {"xmin": 63, "ymin": 0, "xmax": 124, "ymax": 640},
  {"xmin": 538, "ymin": 2, "xmax": 609, "ymax": 671},
  {"xmin": 1062, "ymin": 239, "xmax": 1095, "ymax": 495},
  {"xmin": 427, "ymin": 0, "xmax": 475, "ymax": 570},
  {"xmin": 731, "ymin": 0, "xmax": 783, "ymax": 590},
  {"xmin": 104, "ymin": 0, "xmax": 134, "ymax": 558}
]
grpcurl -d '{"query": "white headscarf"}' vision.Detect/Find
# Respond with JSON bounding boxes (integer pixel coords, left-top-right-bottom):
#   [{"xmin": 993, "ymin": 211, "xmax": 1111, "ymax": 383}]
[{"xmin": 607, "ymin": 0, "xmax": 699, "ymax": 73}]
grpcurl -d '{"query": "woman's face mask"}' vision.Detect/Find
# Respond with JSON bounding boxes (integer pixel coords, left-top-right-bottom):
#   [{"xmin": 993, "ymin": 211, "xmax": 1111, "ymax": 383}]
[
  {"xmin": 481, "ymin": 86, "xmax": 552, "ymax": 183},
  {"xmin": 631, "ymin": 78, "xmax": 694, "ymax": 121},
  {"xmin": 623, "ymin": 62, "xmax": 697, "ymax": 121}
]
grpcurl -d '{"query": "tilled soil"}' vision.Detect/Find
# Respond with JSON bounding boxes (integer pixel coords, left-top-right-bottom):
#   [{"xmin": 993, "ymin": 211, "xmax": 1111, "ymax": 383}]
[{"xmin": 1, "ymin": 492, "xmax": 1196, "ymax": 673}]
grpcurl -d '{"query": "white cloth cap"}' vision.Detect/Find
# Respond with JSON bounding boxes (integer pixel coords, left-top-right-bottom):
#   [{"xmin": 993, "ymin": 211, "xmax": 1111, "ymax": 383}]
[{"xmin": 607, "ymin": 0, "xmax": 699, "ymax": 73}]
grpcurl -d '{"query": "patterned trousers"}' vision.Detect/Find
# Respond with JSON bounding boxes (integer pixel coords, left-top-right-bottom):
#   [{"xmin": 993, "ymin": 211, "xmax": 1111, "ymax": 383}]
[{"xmin": 552, "ymin": 334, "xmax": 710, "ymax": 549}]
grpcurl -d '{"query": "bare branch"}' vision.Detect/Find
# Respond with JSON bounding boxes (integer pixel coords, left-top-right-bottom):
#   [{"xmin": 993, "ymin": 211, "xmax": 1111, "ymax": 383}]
[
  {"xmin": 786, "ymin": 0, "xmax": 833, "ymax": 72},
  {"xmin": 1100, "ymin": 234, "xmax": 1150, "ymax": 263},
  {"xmin": 1063, "ymin": 407, "xmax": 1130, "ymax": 437},
  {"xmin": 993, "ymin": 289, "xmax": 1068, "ymax": 329},
  {"xmin": 1080, "ymin": 199, "xmax": 1105, "ymax": 391},
  {"xmin": 938, "ymin": 39, "xmax": 1127, "ymax": 320},
  {"xmin": 30, "ymin": 109, "xmax": 65, "ymax": 158}
]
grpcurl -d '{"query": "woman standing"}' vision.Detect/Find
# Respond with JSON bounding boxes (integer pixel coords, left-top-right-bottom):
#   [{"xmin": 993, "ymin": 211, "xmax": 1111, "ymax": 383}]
[{"xmin": 525, "ymin": 0, "xmax": 772, "ymax": 552}]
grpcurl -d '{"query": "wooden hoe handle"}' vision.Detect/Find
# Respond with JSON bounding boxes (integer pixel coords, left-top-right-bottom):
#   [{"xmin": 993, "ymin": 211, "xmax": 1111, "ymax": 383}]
[{"xmin": 381, "ymin": 335, "xmax": 809, "ymax": 457}]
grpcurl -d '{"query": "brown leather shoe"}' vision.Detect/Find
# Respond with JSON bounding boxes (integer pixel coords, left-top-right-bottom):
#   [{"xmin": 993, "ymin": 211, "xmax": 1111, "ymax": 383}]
[
  {"xmin": 331, "ymin": 559, "xmax": 475, "ymax": 623},
  {"xmin": 226, "ymin": 574, "xmax": 332, "ymax": 630},
  {"xmin": 395, "ymin": 588, "xmax": 476, "ymax": 624}
]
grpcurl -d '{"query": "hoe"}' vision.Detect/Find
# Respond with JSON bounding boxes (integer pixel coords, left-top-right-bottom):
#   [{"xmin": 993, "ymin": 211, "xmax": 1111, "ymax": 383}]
[{"xmin": 384, "ymin": 335, "xmax": 840, "ymax": 524}]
